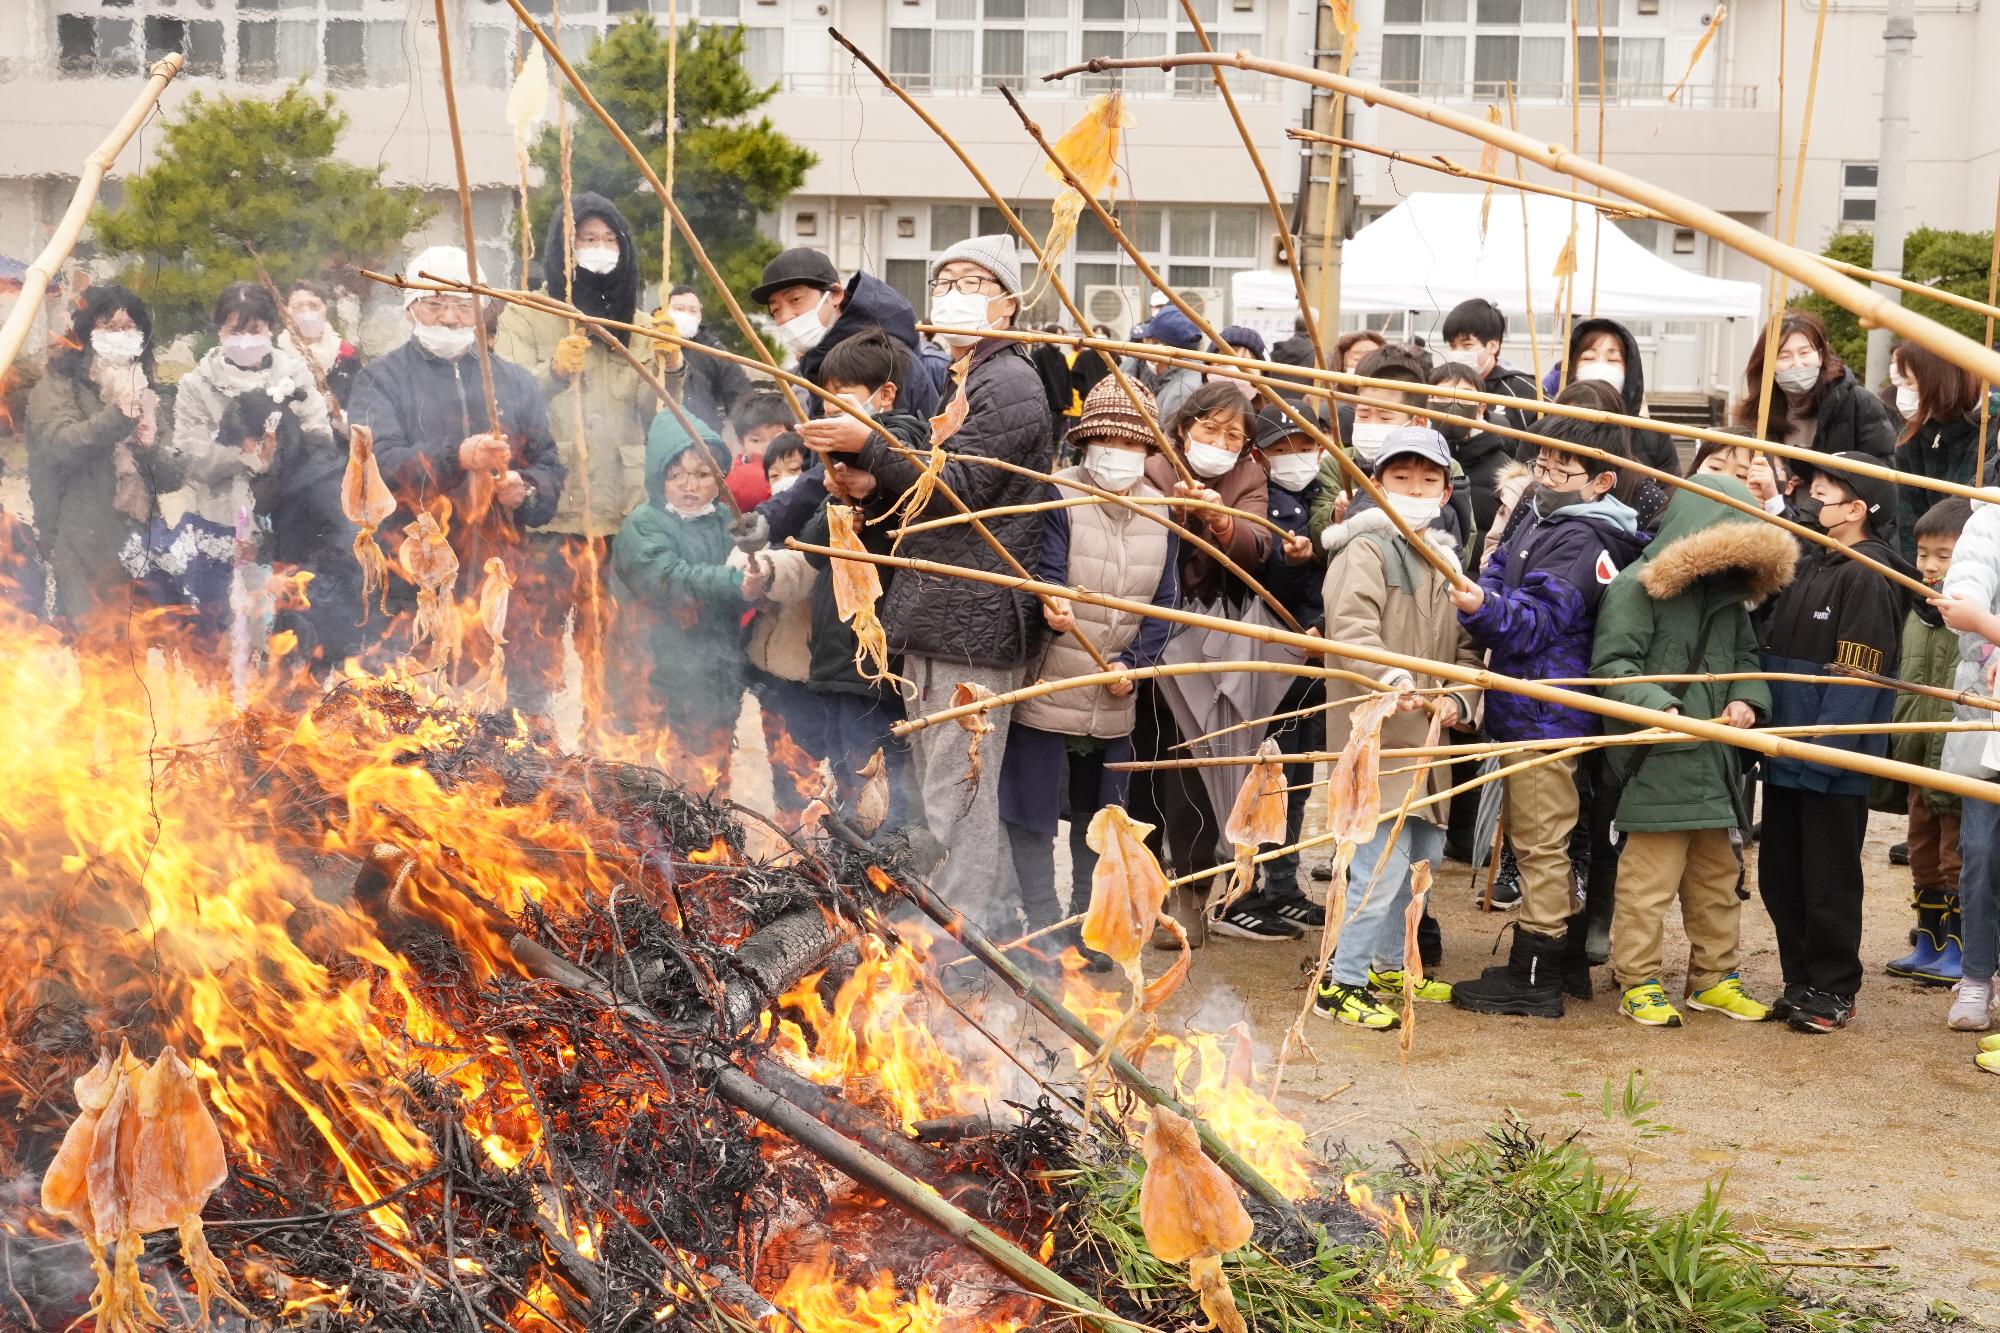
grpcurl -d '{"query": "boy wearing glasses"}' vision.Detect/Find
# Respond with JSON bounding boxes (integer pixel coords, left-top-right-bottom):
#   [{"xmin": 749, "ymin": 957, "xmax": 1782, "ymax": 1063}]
[{"xmin": 1447, "ymin": 418, "xmax": 1647, "ymax": 1018}]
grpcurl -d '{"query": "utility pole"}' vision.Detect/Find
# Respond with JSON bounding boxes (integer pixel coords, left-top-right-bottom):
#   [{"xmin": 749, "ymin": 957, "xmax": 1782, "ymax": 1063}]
[
  {"xmin": 1864, "ymin": 0, "xmax": 1915, "ymax": 388},
  {"xmin": 1299, "ymin": 0, "xmax": 1351, "ymax": 365}
]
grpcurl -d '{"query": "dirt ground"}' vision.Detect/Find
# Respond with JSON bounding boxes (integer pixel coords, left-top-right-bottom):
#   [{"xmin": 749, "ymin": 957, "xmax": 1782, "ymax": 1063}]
[{"xmin": 1155, "ymin": 814, "xmax": 2000, "ymax": 1329}]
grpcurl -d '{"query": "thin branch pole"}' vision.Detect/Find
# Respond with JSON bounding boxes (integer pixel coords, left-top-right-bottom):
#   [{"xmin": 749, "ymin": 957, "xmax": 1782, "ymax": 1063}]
[
  {"xmin": 826, "ymin": 29, "xmax": 1197, "ymax": 486},
  {"xmin": 1507, "ymin": 81, "xmax": 1546, "ymax": 398},
  {"xmin": 664, "ymin": 0, "xmax": 678, "ymax": 284},
  {"xmin": 1757, "ymin": 0, "xmax": 1833, "ymax": 442},
  {"xmin": 0, "ymin": 54, "xmax": 183, "ymax": 381},
  {"xmin": 1591, "ymin": 0, "xmax": 1606, "ymax": 319},
  {"xmin": 996, "ymin": 85, "xmax": 1477, "ymax": 591},
  {"xmin": 1981, "ymin": 180, "xmax": 2000, "ymax": 487},
  {"xmin": 794, "ymin": 539, "xmax": 2000, "ymax": 804},
  {"xmin": 1039, "ymin": 53, "xmax": 2000, "ymax": 386},
  {"xmin": 502, "ymin": 0, "xmax": 808, "ymax": 423},
  {"xmin": 1754, "ymin": 0, "xmax": 1789, "ymax": 443},
  {"xmin": 432, "ymin": 0, "xmax": 503, "ymax": 437},
  {"xmin": 1175, "ymin": 0, "xmax": 1324, "ymax": 365}
]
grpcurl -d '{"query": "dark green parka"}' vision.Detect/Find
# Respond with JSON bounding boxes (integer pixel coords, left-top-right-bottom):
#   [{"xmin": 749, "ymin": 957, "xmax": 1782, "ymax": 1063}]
[{"xmin": 1588, "ymin": 477, "xmax": 1799, "ymax": 833}]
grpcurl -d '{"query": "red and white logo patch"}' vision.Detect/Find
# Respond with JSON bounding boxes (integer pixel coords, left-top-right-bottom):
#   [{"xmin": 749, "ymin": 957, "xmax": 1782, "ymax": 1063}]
[{"xmin": 1595, "ymin": 552, "xmax": 1619, "ymax": 585}]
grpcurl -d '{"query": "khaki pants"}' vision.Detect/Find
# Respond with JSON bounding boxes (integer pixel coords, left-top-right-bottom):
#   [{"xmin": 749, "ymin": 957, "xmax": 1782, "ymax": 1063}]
[
  {"xmin": 1611, "ymin": 827, "xmax": 1743, "ymax": 992},
  {"xmin": 1907, "ymin": 789, "xmax": 1962, "ymax": 892},
  {"xmin": 1503, "ymin": 751, "xmax": 1580, "ymax": 938}
]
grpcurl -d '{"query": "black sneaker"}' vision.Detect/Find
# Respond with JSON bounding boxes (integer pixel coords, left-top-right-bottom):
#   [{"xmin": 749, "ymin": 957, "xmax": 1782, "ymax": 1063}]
[
  {"xmin": 1787, "ymin": 989, "xmax": 1856, "ymax": 1034},
  {"xmin": 1310, "ymin": 863, "xmax": 1335, "ymax": 883},
  {"xmin": 1213, "ymin": 900, "xmax": 1305, "ymax": 941},
  {"xmin": 1269, "ymin": 893, "xmax": 1327, "ymax": 930},
  {"xmin": 1766, "ymin": 983, "xmax": 1807, "ymax": 1024},
  {"xmin": 1479, "ymin": 847, "xmax": 1522, "ymax": 910},
  {"xmin": 1889, "ymin": 841, "xmax": 1910, "ymax": 867}
]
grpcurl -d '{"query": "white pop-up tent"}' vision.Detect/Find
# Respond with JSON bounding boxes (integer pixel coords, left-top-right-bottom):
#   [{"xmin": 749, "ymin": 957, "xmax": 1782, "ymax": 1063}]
[{"xmin": 1232, "ymin": 192, "xmax": 1762, "ymax": 328}]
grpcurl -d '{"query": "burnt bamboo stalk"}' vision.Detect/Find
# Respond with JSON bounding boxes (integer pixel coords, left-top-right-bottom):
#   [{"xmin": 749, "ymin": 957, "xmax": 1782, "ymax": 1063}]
[
  {"xmin": 706, "ymin": 1063, "xmax": 1139, "ymax": 1332},
  {"xmin": 502, "ymin": 0, "xmax": 809, "ymax": 423},
  {"xmin": 431, "ymin": 0, "xmax": 503, "ymax": 438},
  {"xmin": 796, "ymin": 540, "xmax": 2000, "ymax": 804},
  {"xmin": 994, "ymin": 84, "xmax": 1481, "ymax": 592},
  {"xmin": 1044, "ymin": 53, "xmax": 2000, "ymax": 387},
  {"xmin": 746, "ymin": 1055, "xmax": 949, "ymax": 1182},
  {"xmin": 1173, "ymin": 0, "xmax": 1325, "ymax": 366},
  {"xmin": 825, "ymin": 28, "xmax": 1199, "ymax": 487},
  {"xmin": 0, "ymin": 54, "xmax": 183, "ymax": 381},
  {"xmin": 376, "ymin": 271, "xmax": 1117, "ymax": 668},
  {"xmin": 1831, "ymin": 661, "xmax": 2000, "ymax": 714}
]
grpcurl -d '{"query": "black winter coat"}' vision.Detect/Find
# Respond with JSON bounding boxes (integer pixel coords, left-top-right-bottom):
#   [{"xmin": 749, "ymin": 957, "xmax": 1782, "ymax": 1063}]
[
  {"xmin": 1784, "ymin": 368, "xmax": 1900, "ymax": 466},
  {"xmin": 1895, "ymin": 413, "xmax": 1997, "ymax": 558},
  {"xmin": 856, "ymin": 338, "xmax": 1055, "ymax": 667}
]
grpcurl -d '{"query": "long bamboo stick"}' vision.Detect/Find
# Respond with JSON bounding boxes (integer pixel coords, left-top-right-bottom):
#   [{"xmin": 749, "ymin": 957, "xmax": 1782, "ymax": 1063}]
[
  {"xmin": 797, "ymin": 540, "xmax": 2000, "ymax": 804},
  {"xmin": 1980, "ymin": 180, "xmax": 2000, "ymax": 488},
  {"xmin": 995, "ymin": 86, "xmax": 1478, "ymax": 592},
  {"xmin": 826, "ymin": 28, "xmax": 1197, "ymax": 487},
  {"xmin": 1507, "ymin": 81, "xmax": 1547, "ymax": 399},
  {"xmin": 431, "ymin": 0, "xmax": 504, "ymax": 438},
  {"xmin": 1042, "ymin": 53, "xmax": 2000, "ymax": 387},
  {"xmin": 1289, "ymin": 131, "xmax": 2000, "ymax": 324},
  {"xmin": 0, "ymin": 55, "xmax": 184, "ymax": 381},
  {"xmin": 1754, "ymin": 0, "xmax": 1789, "ymax": 444}
]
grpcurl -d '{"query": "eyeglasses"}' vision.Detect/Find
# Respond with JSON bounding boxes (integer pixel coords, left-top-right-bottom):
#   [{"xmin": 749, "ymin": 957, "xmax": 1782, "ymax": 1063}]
[
  {"xmin": 1530, "ymin": 459, "xmax": 1589, "ymax": 484},
  {"xmin": 413, "ymin": 296, "xmax": 475, "ymax": 320},
  {"xmin": 1189, "ymin": 414, "xmax": 1248, "ymax": 448},
  {"xmin": 930, "ymin": 274, "xmax": 1002, "ymax": 296}
]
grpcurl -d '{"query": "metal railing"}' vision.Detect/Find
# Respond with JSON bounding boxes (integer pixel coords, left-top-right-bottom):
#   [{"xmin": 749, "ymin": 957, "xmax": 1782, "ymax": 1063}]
[
  {"xmin": 1379, "ymin": 78, "xmax": 1761, "ymax": 108},
  {"xmin": 772, "ymin": 69, "xmax": 1284, "ymax": 100}
]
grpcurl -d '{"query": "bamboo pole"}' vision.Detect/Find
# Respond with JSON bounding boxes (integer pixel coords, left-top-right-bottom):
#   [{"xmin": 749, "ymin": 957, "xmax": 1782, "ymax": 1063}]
[
  {"xmin": 1753, "ymin": 0, "xmax": 1789, "ymax": 444},
  {"xmin": 826, "ymin": 29, "xmax": 1197, "ymax": 487},
  {"xmin": 1981, "ymin": 180, "xmax": 1999, "ymax": 488},
  {"xmin": 0, "ymin": 55, "xmax": 184, "ymax": 382},
  {"xmin": 1755, "ymin": 0, "xmax": 1832, "ymax": 443},
  {"xmin": 1591, "ymin": 0, "xmax": 1606, "ymax": 319},
  {"xmin": 1831, "ymin": 661, "xmax": 2000, "ymax": 714},
  {"xmin": 1289, "ymin": 132, "xmax": 2000, "ymax": 324},
  {"xmin": 431, "ymin": 0, "xmax": 504, "ymax": 438},
  {"xmin": 797, "ymin": 540, "xmax": 2000, "ymax": 804},
  {"xmin": 1040, "ymin": 53, "xmax": 2000, "ymax": 387},
  {"xmin": 1174, "ymin": 0, "xmax": 1324, "ymax": 366},
  {"xmin": 502, "ymin": 0, "xmax": 808, "ymax": 423},
  {"xmin": 995, "ymin": 85, "xmax": 1478, "ymax": 592},
  {"xmin": 1507, "ymin": 81, "xmax": 1547, "ymax": 399}
]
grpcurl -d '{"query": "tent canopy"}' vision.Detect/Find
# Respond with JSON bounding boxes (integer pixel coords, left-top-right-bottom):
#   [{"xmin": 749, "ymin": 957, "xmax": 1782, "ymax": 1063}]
[{"xmin": 1232, "ymin": 192, "xmax": 1762, "ymax": 325}]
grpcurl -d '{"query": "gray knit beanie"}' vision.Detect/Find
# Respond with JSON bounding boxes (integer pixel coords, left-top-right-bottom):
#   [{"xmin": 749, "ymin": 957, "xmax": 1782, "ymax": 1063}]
[{"xmin": 929, "ymin": 234, "xmax": 1024, "ymax": 296}]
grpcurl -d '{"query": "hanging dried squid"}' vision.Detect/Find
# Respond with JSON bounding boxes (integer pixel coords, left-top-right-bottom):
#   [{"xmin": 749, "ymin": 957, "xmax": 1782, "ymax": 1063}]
[
  {"xmin": 1077, "ymin": 806, "xmax": 1190, "ymax": 1096},
  {"xmin": 463, "ymin": 555, "xmax": 516, "ymax": 711},
  {"xmin": 949, "ymin": 680, "xmax": 999, "ymax": 797},
  {"xmin": 1138, "ymin": 1105, "xmax": 1255, "ymax": 1333},
  {"xmin": 826, "ymin": 503, "xmax": 898, "ymax": 686},
  {"xmin": 398, "ymin": 506, "xmax": 461, "ymax": 670},
  {"xmin": 1035, "ymin": 93, "xmax": 1135, "ymax": 303},
  {"xmin": 1213, "ymin": 738, "xmax": 1289, "ymax": 918},
  {"xmin": 341, "ymin": 423, "xmax": 398, "ymax": 618}
]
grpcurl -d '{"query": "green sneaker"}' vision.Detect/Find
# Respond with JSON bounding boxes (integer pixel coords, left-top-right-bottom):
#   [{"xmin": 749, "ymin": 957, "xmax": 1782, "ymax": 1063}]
[
  {"xmin": 1979, "ymin": 1032, "xmax": 2000, "ymax": 1055},
  {"xmin": 1978, "ymin": 1048, "xmax": 2000, "ymax": 1076},
  {"xmin": 1313, "ymin": 977, "xmax": 1401, "ymax": 1030},
  {"xmin": 1620, "ymin": 981, "xmax": 1684, "ymax": 1028},
  {"xmin": 1368, "ymin": 968, "xmax": 1454, "ymax": 1004},
  {"xmin": 1685, "ymin": 973, "xmax": 1770, "ymax": 1023}
]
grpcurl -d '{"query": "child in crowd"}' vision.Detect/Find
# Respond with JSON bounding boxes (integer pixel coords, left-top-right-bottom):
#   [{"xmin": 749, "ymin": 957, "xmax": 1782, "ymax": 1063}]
[
  {"xmin": 613, "ymin": 421, "xmax": 772, "ymax": 783},
  {"xmin": 1882, "ymin": 497, "xmax": 1973, "ymax": 986},
  {"xmin": 1000, "ymin": 379, "xmax": 1179, "ymax": 951},
  {"xmin": 1310, "ymin": 346, "xmax": 1478, "ymax": 555},
  {"xmin": 1440, "ymin": 297, "xmax": 1541, "ymax": 435},
  {"xmin": 742, "ymin": 431, "xmax": 824, "ymax": 814},
  {"xmin": 1312, "ymin": 427, "xmax": 1483, "ymax": 1030},
  {"xmin": 724, "ymin": 389, "xmax": 793, "ymax": 511},
  {"xmin": 1448, "ymin": 418, "xmax": 1647, "ymax": 1018},
  {"xmin": 1591, "ymin": 475, "xmax": 1796, "ymax": 1027},
  {"xmin": 1931, "ymin": 497, "xmax": 2000, "ymax": 1046},
  {"xmin": 1759, "ymin": 455, "xmax": 1906, "ymax": 1033}
]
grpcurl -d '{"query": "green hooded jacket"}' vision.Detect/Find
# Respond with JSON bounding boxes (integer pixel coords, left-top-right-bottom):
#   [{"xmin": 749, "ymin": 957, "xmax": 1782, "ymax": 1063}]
[
  {"xmin": 1588, "ymin": 477, "xmax": 1798, "ymax": 833},
  {"xmin": 611, "ymin": 415, "xmax": 745, "ymax": 727}
]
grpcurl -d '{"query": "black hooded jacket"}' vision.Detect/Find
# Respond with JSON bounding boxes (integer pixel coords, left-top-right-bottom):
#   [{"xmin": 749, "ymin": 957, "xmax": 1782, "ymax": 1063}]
[
  {"xmin": 1545, "ymin": 318, "xmax": 1679, "ymax": 477},
  {"xmin": 795, "ymin": 272, "xmax": 941, "ymax": 421},
  {"xmin": 541, "ymin": 192, "xmax": 639, "ymax": 343}
]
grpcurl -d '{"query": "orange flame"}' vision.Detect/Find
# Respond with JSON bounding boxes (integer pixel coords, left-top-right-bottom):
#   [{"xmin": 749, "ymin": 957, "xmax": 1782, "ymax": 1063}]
[{"xmin": 762, "ymin": 1254, "xmax": 1026, "ymax": 1333}]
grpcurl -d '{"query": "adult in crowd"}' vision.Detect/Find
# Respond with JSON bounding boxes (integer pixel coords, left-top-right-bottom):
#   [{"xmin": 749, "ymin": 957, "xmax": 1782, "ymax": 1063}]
[
  {"xmin": 1548, "ymin": 317, "xmax": 1679, "ymax": 476},
  {"xmin": 1441, "ymin": 298, "xmax": 1541, "ymax": 434},
  {"xmin": 750, "ymin": 247, "xmax": 941, "ymax": 420},
  {"xmin": 1337, "ymin": 329, "xmax": 1386, "ymax": 374},
  {"xmin": 26, "ymin": 284, "xmax": 183, "ymax": 636},
  {"xmin": 1734, "ymin": 311, "xmax": 1898, "ymax": 475},
  {"xmin": 1891, "ymin": 340, "xmax": 1997, "ymax": 556},
  {"xmin": 664, "ymin": 283, "xmax": 747, "ymax": 432},
  {"xmin": 1207, "ymin": 325, "xmax": 1266, "ymax": 407},
  {"xmin": 279, "ymin": 279, "xmax": 363, "ymax": 412},
  {"xmin": 347, "ymin": 246, "xmax": 563, "ymax": 681},
  {"xmin": 153, "ymin": 280, "xmax": 334, "ymax": 650},
  {"xmin": 1031, "ymin": 322, "xmax": 1087, "ymax": 449},
  {"xmin": 1127, "ymin": 305, "xmax": 1205, "ymax": 422},
  {"xmin": 1268, "ymin": 314, "xmax": 1316, "ymax": 371},
  {"xmin": 800, "ymin": 235, "xmax": 1053, "ymax": 936},
  {"xmin": 495, "ymin": 193, "xmax": 679, "ymax": 716}
]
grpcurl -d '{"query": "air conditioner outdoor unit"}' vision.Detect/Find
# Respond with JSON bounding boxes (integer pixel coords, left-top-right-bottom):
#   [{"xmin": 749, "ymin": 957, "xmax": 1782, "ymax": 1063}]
[
  {"xmin": 1082, "ymin": 285, "xmax": 1145, "ymax": 335},
  {"xmin": 1177, "ymin": 286, "xmax": 1227, "ymax": 324}
]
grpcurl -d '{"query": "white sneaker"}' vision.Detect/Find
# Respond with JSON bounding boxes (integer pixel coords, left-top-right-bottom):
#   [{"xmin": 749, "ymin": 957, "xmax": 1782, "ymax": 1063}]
[{"xmin": 1947, "ymin": 977, "xmax": 1995, "ymax": 1032}]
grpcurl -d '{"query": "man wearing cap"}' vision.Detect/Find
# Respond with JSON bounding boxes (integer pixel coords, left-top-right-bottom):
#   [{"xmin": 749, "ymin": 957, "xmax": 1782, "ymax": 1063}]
[
  {"xmin": 1123, "ymin": 305, "xmax": 1205, "ymax": 422},
  {"xmin": 346, "ymin": 245, "xmax": 563, "ymax": 686},
  {"xmin": 750, "ymin": 247, "xmax": 941, "ymax": 421},
  {"xmin": 801, "ymin": 234, "xmax": 1054, "ymax": 935}
]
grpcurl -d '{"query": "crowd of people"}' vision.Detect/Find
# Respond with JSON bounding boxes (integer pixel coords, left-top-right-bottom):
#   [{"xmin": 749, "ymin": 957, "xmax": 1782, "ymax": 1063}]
[{"xmin": 8, "ymin": 188, "xmax": 2000, "ymax": 1073}]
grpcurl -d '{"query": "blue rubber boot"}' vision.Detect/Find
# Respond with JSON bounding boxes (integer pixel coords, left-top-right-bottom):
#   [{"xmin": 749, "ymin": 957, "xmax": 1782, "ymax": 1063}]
[
  {"xmin": 1910, "ymin": 899, "xmax": 1964, "ymax": 986},
  {"xmin": 1886, "ymin": 890, "xmax": 1947, "ymax": 979}
]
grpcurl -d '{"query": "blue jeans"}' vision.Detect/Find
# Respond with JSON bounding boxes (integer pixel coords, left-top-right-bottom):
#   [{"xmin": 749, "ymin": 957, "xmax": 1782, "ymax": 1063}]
[
  {"xmin": 1329, "ymin": 817, "xmax": 1447, "ymax": 986},
  {"xmin": 1960, "ymin": 797, "xmax": 2000, "ymax": 981},
  {"xmin": 1260, "ymin": 676, "xmax": 1326, "ymax": 900}
]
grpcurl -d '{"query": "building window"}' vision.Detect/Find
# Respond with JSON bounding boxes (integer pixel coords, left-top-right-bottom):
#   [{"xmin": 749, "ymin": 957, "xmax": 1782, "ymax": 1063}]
[
  {"xmin": 1840, "ymin": 162, "xmax": 1878, "ymax": 228},
  {"xmin": 894, "ymin": 0, "xmax": 1253, "ymax": 98},
  {"xmin": 55, "ymin": 2, "xmax": 406, "ymax": 84},
  {"xmin": 1381, "ymin": 0, "xmax": 1663, "ymax": 103}
]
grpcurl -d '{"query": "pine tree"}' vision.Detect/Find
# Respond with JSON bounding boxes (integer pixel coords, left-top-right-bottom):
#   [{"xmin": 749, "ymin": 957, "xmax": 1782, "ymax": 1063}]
[
  {"xmin": 527, "ymin": 18, "xmax": 817, "ymax": 346},
  {"xmin": 1794, "ymin": 228, "xmax": 1998, "ymax": 369},
  {"xmin": 91, "ymin": 85, "xmax": 430, "ymax": 344}
]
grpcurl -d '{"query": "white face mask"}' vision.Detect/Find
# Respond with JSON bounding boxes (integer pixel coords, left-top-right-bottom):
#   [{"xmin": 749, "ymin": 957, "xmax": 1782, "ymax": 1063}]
[
  {"xmin": 1896, "ymin": 384, "xmax": 1921, "ymax": 418},
  {"xmin": 1265, "ymin": 452, "xmax": 1321, "ymax": 493},
  {"xmin": 776, "ymin": 294, "xmax": 831, "ymax": 357},
  {"xmin": 91, "ymin": 328, "xmax": 145, "ymax": 364},
  {"xmin": 291, "ymin": 309, "xmax": 328, "ymax": 340},
  {"xmin": 669, "ymin": 500, "xmax": 717, "ymax": 519},
  {"xmin": 669, "ymin": 309, "xmax": 701, "ymax": 339},
  {"xmin": 1385, "ymin": 491, "xmax": 1443, "ymax": 527},
  {"xmin": 574, "ymin": 245, "xmax": 620, "ymax": 276},
  {"xmin": 413, "ymin": 321, "xmax": 476, "ymax": 360},
  {"xmin": 1443, "ymin": 345, "xmax": 1487, "ymax": 373},
  {"xmin": 768, "ymin": 472, "xmax": 800, "ymax": 496},
  {"xmin": 221, "ymin": 332, "xmax": 273, "ymax": 368},
  {"xmin": 836, "ymin": 390, "xmax": 877, "ymax": 420},
  {"xmin": 1083, "ymin": 444, "xmax": 1146, "ymax": 492},
  {"xmin": 1775, "ymin": 363, "xmax": 1820, "ymax": 394},
  {"xmin": 1574, "ymin": 361, "xmax": 1624, "ymax": 390},
  {"xmin": 1184, "ymin": 441, "xmax": 1239, "ymax": 479},
  {"xmin": 1349, "ymin": 420, "xmax": 1395, "ymax": 462},
  {"xmin": 929, "ymin": 289, "xmax": 995, "ymax": 349}
]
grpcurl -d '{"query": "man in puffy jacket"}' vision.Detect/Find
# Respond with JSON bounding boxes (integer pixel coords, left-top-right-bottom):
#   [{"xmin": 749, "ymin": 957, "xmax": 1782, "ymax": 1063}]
[{"xmin": 800, "ymin": 235, "xmax": 1055, "ymax": 937}]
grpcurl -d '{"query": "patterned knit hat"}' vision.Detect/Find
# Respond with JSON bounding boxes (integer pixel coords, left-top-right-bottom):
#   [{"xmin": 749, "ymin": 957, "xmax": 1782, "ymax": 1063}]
[{"xmin": 1072, "ymin": 377, "xmax": 1158, "ymax": 449}]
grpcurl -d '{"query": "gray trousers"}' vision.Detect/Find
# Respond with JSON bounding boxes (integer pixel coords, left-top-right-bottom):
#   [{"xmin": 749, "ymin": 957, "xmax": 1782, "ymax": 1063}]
[{"xmin": 905, "ymin": 654, "xmax": 1025, "ymax": 938}]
